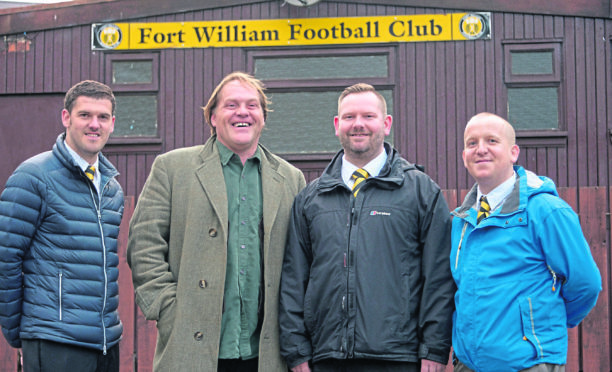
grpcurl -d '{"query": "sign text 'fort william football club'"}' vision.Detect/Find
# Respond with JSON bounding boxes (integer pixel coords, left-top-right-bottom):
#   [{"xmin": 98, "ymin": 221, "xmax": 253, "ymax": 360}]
[{"xmin": 92, "ymin": 13, "xmax": 490, "ymax": 50}]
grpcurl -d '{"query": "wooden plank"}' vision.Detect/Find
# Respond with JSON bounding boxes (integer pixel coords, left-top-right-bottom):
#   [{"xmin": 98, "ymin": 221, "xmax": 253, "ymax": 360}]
[
  {"xmin": 0, "ymin": 339, "xmax": 19, "ymax": 372},
  {"xmin": 118, "ymin": 196, "xmax": 136, "ymax": 372},
  {"xmin": 558, "ymin": 187, "xmax": 580, "ymax": 372},
  {"xmin": 442, "ymin": 189, "xmax": 458, "ymax": 210},
  {"xmin": 135, "ymin": 308, "xmax": 157, "ymax": 372},
  {"xmin": 579, "ymin": 187, "xmax": 610, "ymax": 371}
]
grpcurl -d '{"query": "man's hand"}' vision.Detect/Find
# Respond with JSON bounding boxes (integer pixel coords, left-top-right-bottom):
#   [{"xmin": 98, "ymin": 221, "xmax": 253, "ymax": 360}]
[
  {"xmin": 292, "ymin": 361, "xmax": 311, "ymax": 372},
  {"xmin": 421, "ymin": 359, "xmax": 447, "ymax": 372}
]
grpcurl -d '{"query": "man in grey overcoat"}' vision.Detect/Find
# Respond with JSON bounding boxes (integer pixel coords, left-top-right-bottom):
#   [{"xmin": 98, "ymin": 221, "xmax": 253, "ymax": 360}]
[{"xmin": 127, "ymin": 72, "xmax": 306, "ymax": 371}]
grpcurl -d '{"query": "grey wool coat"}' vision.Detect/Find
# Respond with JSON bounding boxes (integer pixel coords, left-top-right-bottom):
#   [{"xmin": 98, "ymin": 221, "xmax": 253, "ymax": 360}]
[{"xmin": 127, "ymin": 136, "xmax": 306, "ymax": 371}]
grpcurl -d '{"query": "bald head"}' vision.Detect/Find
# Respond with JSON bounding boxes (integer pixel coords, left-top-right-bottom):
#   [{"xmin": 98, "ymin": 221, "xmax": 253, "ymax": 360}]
[{"xmin": 464, "ymin": 112, "xmax": 516, "ymax": 147}]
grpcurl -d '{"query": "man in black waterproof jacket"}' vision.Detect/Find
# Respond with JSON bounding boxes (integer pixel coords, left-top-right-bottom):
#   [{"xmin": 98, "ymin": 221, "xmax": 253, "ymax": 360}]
[{"xmin": 279, "ymin": 83, "xmax": 455, "ymax": 372}]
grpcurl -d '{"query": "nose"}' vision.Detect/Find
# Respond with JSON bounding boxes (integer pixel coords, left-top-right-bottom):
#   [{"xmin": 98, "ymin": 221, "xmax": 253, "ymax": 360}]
[
  {"xmin": 236, "ymin": 103, "xmax": 249, "ymax": 116},
  {"xmin": 353, "ymin": 115, "xmax": 366, "ymax": 127},
  {"xmin": 89, "ymin": 116, "xmax": 101, "ymax": 129},
  {"xmin": 475, "ymin": 140, "xmax": 488, "ymax": 154}
]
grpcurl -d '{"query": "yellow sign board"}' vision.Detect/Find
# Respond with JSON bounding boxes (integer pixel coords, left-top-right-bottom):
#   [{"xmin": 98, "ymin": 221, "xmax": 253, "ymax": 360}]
[{"xmin": 92, "ymin": 13, "xmax": 490, "ymax": 50}]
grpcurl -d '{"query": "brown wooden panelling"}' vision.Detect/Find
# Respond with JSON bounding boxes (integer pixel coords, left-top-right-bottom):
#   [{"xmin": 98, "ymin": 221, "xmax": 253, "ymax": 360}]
[{"xmin": 1, "ymin": 3, "xmax": 611, "ymax": 194}]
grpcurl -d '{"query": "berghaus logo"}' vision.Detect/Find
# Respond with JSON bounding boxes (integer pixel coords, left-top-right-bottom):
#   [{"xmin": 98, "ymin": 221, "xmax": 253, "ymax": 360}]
[{"xmin": 370, "ymin": 210, "xmax": 391, "ymax": 216}]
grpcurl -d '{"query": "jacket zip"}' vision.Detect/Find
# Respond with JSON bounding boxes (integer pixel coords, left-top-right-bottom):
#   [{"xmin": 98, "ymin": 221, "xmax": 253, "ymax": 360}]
[
  {"xmin": 527, "ymin": 297, "xmax": 544, "ymax": 358},
  {"xmin": 344, "ymin": 198, "xmax": 358, "ymax": 357},
  {"xmin": 454, "ymin": 222, "xmax": 468, "ymax": 269},
  {"xmin": 88, "ymin": 180, "xmax": 109, "ymax": 355},
  {"xmin": 547, "ymin": 265, "xmax": 557, "ymax": 291},
  {"xmin": 58, "ymin": 272, "xmax": 63, "ymax": 321}
]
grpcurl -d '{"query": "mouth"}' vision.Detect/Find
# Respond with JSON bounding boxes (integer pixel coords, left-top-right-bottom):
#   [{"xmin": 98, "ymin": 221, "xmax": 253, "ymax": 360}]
[
  {"xmin": 86, "ymin": 133, "xmax": 100, "ymax": 138},
  {"xmin": 232, "ymin": 122, "xmax": 251, "ymax": 128}
]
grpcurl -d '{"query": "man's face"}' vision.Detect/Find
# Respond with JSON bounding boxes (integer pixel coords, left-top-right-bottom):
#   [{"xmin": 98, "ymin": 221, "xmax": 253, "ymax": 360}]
[
  {"xmin": 462, "ymin": 115, "xmax": 519, "ymax": 194},
  {"xmin": 211, "ymin": 80, "xmax": 265, "ymax": 157},
  {"xmin": 62, "ymin": 96, "xmax": 115, "ymax": 164},
  {"xmin": 334, "ymin": 92, "xmax": 392, "ymax": 166}
]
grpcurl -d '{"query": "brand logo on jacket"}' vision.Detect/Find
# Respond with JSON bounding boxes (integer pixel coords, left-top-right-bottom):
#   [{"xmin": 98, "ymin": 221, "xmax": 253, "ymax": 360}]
[{"xmin": 370, "ymin": 210, "xmax": 391, "ymax": 216}]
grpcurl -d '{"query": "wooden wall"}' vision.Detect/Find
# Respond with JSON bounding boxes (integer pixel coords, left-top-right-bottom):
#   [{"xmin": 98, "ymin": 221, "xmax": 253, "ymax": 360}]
[{"xmin": 0, "ymin": 2, "xmax": 611, "ymax": 196}]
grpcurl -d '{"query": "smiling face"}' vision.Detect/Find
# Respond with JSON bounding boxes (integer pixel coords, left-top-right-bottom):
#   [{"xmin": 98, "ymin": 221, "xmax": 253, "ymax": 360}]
[
  {"xmin": 462, "ymin": 113, "xmax": 520, "ymax": 194},
  {"xmin": 334, "ymin": 91, "xmax": 392, "ymax": 167},
  {"xmin": 210, "ymin": 80, "xmax": 265, "ymax": 160},
  {"xmin": 62, "ymin": 96, "xmax": 115, "ymax": 164}
]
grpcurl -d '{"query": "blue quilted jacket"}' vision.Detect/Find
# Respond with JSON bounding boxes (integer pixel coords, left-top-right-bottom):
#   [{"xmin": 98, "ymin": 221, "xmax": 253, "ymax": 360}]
[{"xmin": 0, "ymin": 133, "xmax": 124, "ymax": 352}]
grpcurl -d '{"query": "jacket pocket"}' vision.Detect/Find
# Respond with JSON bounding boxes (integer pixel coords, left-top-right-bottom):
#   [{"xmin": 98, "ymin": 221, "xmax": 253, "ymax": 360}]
[
  {"xmin": 58, "ymin": 272, "xmax": 63, "ymax": 321},
  {"xmin": 519, "ymin": 296, "xmax": 544, "ymax": 359}
]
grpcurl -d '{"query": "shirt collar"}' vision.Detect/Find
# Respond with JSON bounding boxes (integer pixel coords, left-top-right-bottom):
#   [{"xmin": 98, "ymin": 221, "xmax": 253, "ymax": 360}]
[
  {"xmin": 341, "ymin": 148, "xmax": 388, "ymax": 187},
  {"xmin": 477, "ymin": 171, "xmax": 517, "ymax": 212},
  {"xmin": 216, "ymin": 140, "xmax": 261, "ymax": 166}
]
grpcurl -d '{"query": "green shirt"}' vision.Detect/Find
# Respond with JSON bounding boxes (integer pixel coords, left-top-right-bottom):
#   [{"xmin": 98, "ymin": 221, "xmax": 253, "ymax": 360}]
[{"xmin": 217, "ymin": 141, "xmax": 263, "ymax": 360}]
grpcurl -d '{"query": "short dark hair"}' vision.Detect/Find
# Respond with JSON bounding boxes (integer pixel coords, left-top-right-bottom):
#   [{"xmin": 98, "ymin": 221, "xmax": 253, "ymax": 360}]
[
  {"xmin": 64, "ymin": 80, "xmax": 116, "ymax": 115},
  {"xmin": 338, "ymin": 83, "xmax": 387, "ymax": 116},
  {"xmin": 202, "ymin": 72, "xmax": 270, "ymax": 136}
]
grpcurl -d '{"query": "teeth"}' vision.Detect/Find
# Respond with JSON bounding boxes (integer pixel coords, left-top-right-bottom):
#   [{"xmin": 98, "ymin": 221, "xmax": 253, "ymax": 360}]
[{"xmin": 234, "ymin": 123, "xmax": 250, "ymax": 127}]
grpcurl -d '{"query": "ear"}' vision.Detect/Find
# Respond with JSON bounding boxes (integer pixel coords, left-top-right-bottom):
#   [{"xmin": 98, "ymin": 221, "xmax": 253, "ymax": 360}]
[
  {"xmin": 61, "ymin": 109, "xmax": 70, "ymax": 129},
  {"xmin": 210, "ymin": 113, "xmax": 218, "ymax": 128},
  {"xmin": 334, "ymin": 116, "xmax": 340, "ymax": 136},
  {"xmin": 383, "ymin": 115, "xmax": 392, "ymax": 136},
  {"xmin": 510, "ymin": 144, "xmax": 520, "ymax": 163},
  {"xmin": 462, "ymin": 149, "xmax": 468, "ymax": 169},
  {"xmin": 109, "ymin": 116, "xmax": 115, "ymax": 134}
]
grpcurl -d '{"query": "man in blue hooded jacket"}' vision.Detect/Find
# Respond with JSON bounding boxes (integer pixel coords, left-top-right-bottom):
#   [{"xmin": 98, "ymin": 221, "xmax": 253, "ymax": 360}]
[
  {"xmin": 451, "ymin": 112, "xmax": 601, "ymax": 372},
  {"xmin": 0, "ymin": 80, "xmax": 124, "ymax": 372}
]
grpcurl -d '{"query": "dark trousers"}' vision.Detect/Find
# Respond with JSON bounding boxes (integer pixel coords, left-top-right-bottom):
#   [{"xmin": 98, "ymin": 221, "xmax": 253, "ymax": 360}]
[
  {"xmin": 312, "ymin": 359, "xmax": 419, "ymax": 372},
  {"xmin": 218, "ymin": 357, "xmax": 259, "ymax": 372},
  {"xmin": 21, "ymin": 339, "xmax": 119, "ymax": 372}
]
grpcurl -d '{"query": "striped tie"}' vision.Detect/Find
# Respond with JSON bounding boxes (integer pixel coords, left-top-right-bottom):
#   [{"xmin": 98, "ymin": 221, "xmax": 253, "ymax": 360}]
[
  {"xmin": 477, "ymin": 195, "xmax": 490, "ymax": 224},
  {"xmin": 85, "ymin": 165, "xmax": 96, "ymax": 181},
  {"xmin": 352, "ymin": 168, "xmax": 369, "ymax": 197}
]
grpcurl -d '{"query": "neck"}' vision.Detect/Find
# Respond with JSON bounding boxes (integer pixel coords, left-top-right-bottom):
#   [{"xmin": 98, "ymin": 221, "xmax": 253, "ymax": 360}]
[{"xmin": 345, "ymin": 147, "xmax": 384, "ymax": 168}]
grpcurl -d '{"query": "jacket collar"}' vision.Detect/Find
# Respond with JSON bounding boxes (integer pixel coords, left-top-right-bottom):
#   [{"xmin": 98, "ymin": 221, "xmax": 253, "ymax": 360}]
[
  {"xmin": 453, "ymin": 165, "xmax": 555, "ymax": 218},
  {"xmin": 53, "ymin": 133, "xmax": 119, "ymax": 179},
  {"xmin": 317, "ymin": 142, "xmax": 418, "ymax": 193}
]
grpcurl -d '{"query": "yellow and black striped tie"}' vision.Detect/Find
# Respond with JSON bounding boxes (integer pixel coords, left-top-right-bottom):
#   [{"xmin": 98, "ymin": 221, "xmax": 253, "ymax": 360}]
[
  {"xmin": 85, "ymin": 165, "xmax": 96, "ymax": 181},
  {"xmin": 352, "ymin": 168, "xmax": 369, "ymax": 198},
  {"xmin": 477, "ymin": 195, "xmax": 490, "ymax": 224}
]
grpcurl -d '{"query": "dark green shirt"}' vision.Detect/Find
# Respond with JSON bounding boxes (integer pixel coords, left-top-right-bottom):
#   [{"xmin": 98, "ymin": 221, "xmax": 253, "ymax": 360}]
[{"xmin": 217, "ymin": 141, "xmax": 263, "ymax": 360}]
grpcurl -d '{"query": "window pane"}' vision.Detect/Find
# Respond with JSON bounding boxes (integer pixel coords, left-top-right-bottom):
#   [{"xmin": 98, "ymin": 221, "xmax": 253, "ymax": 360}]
[
  {"xmin": 255, "ymin": 55, "xmax": 388, "ymax": 80},
  {"xmin": 511, "ymin": 51, "xmax": 553, "ymax": 75},
  {"xmin": 113, "ymin": 95, "xmax": 158, "ymax": 137},
  {"xmin": 508, "ymin": 87, "xmax": 558, "ymax": 130},
  {"xmin": 260, "ymin": 90, "xmax": 393, "ymax": 153},
  {"xmin": 112, "ymin": 60, "xmax": 153, "ymax": 84}
]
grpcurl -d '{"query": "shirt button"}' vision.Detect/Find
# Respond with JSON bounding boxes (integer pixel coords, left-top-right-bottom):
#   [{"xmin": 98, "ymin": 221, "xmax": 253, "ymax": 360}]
[
  {"xmin": 241, "ymin": 196, "xmax": 246, "ymax": 201},
  {"xmin": 208, "ymin": 228, "xmax": 217, "ymax": 237},
  {"xmin": 198, "ymin": 280, "xmax": 207, "ymax": 288},
  {"xmin": 194, "ymin": 332, "xmax": 203, "ymax": 341},
  {"xmin": 240, "ymin": 245, "xmax": 246, "ymax": 249},
  {"xmin": 240, "ymin": 269, "xmax": 245, "ymax": 275}
]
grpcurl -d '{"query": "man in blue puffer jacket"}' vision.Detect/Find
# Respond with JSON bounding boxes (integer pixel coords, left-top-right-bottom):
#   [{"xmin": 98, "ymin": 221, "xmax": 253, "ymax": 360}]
[
  {"xmin": 451, "ymin": 112, "xmax": 601, "ymax": 372},
  {"xmin": 0, "ymin": 80, "xmax": 124, "ymax": 372}
]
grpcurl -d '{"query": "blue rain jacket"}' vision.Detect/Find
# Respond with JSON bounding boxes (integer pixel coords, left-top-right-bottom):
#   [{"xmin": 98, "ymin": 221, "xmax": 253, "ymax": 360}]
[{"xmin": 450, "ymin": 166, "xmax": 601, "ymax": 371}]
